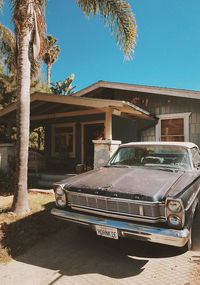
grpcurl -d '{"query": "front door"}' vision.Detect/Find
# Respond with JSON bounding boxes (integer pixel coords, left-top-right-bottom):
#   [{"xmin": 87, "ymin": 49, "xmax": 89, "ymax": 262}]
[{"xmin": 84, "ymin": 123, "xmax": 104, "ymax": 167}]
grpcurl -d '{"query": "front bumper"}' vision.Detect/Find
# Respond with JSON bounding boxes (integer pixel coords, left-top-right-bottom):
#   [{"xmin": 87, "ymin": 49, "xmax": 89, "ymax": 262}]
[{"xmin": 51, "ymin": 208, "xmax": 189, "ymax": 247}]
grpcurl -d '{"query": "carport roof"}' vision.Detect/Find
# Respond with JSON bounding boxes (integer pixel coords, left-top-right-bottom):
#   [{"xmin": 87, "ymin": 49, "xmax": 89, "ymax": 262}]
[{"xmin": 0, "ymin": 92, "xmax": 156, "ymax": 122}]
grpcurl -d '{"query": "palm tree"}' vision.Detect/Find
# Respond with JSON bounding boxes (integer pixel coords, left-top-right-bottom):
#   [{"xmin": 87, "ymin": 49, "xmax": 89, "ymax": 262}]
[
  {"xmin": 10, "ymin": 0, "xmax": 136, "ymax": 215},
  {"xmin": 43, "ymin": 35, "xmax": 60, "ymax": 86},
  {"xmin": 51, "ymin": 74, "xmax": 76, "ymax": 95},
  {"xmin": 0, "ymin": 23, "xmax": 16, "ymax": 75},
  {"xmin": 10, "ymin": 0, "xmax": 46, "ymax": 215}
]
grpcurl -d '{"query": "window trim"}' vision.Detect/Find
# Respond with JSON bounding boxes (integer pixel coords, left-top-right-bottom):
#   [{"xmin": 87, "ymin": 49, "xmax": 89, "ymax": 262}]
[
  {"xmin": 155, "ymin": 113, "xmax": 191, "ymax": 142},
  {"xmin": 51, "ymin": 122, "xmax": 76, "ymax": 158}
]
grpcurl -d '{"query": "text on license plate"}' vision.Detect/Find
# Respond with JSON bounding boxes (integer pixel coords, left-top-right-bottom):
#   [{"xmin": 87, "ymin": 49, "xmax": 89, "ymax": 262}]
[{"xmin": 95, "ymin": 225, "xmax": 118, "ymax": 239}]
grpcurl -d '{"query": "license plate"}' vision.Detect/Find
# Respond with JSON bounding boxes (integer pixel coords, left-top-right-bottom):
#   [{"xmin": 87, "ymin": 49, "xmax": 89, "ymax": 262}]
[{"xmin": 95, "ymin": 225, "xmax": 118, "ymax": 239}]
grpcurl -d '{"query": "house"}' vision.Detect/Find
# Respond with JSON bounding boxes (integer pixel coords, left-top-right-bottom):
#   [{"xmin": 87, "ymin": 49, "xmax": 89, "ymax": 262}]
[{"xmin": 0, "ymin": 81, "xmax": 200, "ymax": 173}]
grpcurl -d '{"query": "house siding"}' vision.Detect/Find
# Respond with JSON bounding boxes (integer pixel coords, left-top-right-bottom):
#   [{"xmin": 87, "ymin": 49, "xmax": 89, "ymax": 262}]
[
  {"xmin": 91, "ymin": 89, "xmax": 200, "ymax": 146},
  {"xmin": 112, "ymin": 115, "xmax": 138, "ymax": 143},
  {"xmin": 133, "ymin": 95, "xmax": 200, "ymax": 147}
]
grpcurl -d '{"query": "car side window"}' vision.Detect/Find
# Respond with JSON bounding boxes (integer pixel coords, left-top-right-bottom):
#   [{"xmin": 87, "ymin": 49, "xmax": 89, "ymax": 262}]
[{"xmin": 191, "ymin": 147, "xmax": 200, "ymax": 168}]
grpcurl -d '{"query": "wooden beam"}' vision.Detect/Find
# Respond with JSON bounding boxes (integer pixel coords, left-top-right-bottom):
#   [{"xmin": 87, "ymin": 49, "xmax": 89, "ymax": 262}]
[
  {"xmin": 30, "ymin": 109, "xmax": 103, "ymax": 121},
  {"xmin": 31, "ymin": 101, "xmax": 46, "ymax": 110}
]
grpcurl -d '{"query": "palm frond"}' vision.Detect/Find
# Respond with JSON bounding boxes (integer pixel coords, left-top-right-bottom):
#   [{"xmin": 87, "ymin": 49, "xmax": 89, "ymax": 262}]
[
  {"xmin": 75, "ymin": 0, "xmax": 137, "ymax": 59},
  {"xmin": 9, "ymin": 0, "xmax": 46, "ymax": 59},
  {"xmin": 0, "ymin": 23, "xmax": 16, "ymax": 74},
  {"xmin": 43, "ymin": 35, "xmax": 60, "ymax": 65}
]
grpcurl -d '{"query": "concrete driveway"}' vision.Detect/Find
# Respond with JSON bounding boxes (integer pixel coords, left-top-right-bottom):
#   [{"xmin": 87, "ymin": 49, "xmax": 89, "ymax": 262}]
[{"xmin": 1, "ymin": 213, "xmax": 200, "ymax": 285}]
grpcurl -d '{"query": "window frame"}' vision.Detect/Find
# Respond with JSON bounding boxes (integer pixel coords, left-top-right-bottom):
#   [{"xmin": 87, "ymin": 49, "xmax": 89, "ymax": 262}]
[
  {"xmin": 51, "ymin": 122, "xmax": 76, "ymax": 158},
  {"xmin": 156, "ymin": 113, "xmax": 191, "ymax": 142}
]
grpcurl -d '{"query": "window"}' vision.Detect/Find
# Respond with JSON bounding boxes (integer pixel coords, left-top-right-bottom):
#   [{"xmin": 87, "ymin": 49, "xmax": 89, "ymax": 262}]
[
  {"xmin": 52, "ymin": 123, "xmax": 76, "ymax": 157},
  {"xmin": 156, "ymin": 113, "xmax": 190, "ymax": 142},
  {"xmin": 161, "ymin": 118, "xmax": 184, "ymax": 141}
]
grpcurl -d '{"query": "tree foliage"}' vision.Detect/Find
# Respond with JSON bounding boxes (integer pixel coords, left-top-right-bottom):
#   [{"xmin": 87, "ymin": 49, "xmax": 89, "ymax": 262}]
[
  {"xmin": 0, "ymin": 23, "xmax": 16, "ymax": 75},
  {"xmin": 43, "ymin": 35, "xmax": 60, "ymax": 86},
  {"xmin": 75, "ymin": 0, "xmax": 137, "ymax": 59},
  {"xmin": 50, "ymin": 74, "xmax": 76, "ymax": 95}
]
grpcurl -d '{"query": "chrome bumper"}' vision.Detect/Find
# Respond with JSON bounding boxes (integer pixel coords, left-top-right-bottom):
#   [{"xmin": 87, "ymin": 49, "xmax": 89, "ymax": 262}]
[{"xmin": 51, "ymin": 208, "xmax": 189, "ymax": 247}]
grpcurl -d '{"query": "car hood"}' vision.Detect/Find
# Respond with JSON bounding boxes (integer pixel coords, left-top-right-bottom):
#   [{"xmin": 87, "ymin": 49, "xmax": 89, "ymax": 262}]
[{"xmin": 64, "ymin": 167, "xmax": 184, "ymax": 202}]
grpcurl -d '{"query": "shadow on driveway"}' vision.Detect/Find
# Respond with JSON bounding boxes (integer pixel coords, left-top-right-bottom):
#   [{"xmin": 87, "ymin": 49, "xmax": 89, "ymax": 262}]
[{"xmin": 4, "ymin": 206, "xmax": 200, "ymax": 280}]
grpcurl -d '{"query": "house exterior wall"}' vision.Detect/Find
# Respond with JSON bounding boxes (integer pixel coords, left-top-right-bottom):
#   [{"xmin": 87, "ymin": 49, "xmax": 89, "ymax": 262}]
[
  {"xmin": 93, "ymin": 89, "xmax": 200, "ymax": 147},
  {"xmin": 130, "ymin": 94, "xmax": 200, "ymax": 147},
  {"xmin": 43, "ymin": 113, "xmax": 106, "ymax": 171},
  {"xmin": 112, "ymin": 115, "xmax": 138, "ymax": 143},
  {"xmin": 43, "ymin": 113, "xmax": 141, "ymax": 171},
  {"xmin": 0, "ymin": 143, "xmax": 15, "ymax": 171}
]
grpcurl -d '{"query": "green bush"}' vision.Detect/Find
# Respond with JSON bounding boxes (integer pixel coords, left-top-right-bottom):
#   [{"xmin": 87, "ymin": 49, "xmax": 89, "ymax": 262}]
[{"xmin": 0, "ymin": 170, "xmax": 15, "ymax": 195}]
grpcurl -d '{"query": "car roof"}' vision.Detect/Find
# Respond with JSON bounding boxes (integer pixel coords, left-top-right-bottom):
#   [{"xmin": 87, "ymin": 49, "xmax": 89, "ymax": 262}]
[{"xmin": 121, "ymin": 141, "xmax": 198, "ymax": 149}]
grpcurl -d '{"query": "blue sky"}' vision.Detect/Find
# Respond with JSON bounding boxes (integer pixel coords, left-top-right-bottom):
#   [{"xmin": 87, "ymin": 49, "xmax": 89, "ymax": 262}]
[{"xmin": 1, "ymin": 0, "xmax": 200, "ymax": 92}]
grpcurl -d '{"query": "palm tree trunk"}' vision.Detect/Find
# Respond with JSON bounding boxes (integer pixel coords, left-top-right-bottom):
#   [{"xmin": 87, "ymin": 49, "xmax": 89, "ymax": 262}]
[
  {"xmin": 12, "ymin": 28, "xmax": 31, "ymax": 215},
  {"xmin": 47, "ymin": 63, "xmax": 51, "ymax": 87}
]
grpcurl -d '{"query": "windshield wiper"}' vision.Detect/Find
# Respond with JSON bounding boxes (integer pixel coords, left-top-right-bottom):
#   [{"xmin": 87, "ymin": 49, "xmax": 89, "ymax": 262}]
[
  {"xmin": 147, "ymin": 166, "xmax": 177, "ymax": 172},
  {"xmin": 108, "ymin": 164, "xmax": 131, "ymax": 168}
]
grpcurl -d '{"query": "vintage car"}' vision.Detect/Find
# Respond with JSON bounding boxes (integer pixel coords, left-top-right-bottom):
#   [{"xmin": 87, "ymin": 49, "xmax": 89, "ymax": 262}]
[{"xmin": 51, "ymin": 142, "xmax": 200, "ymax": 250}]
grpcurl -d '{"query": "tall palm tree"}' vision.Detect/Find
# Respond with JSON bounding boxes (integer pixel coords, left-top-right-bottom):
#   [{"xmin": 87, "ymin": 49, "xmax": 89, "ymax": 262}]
[
  {"xmin": 10, "ymin": 0, "xmax": 46, "ymax": 215},
  {"xmin": 10, "ymin": 0, "xmax": 136, "ymax": 215},
  {"xmin": 43, "ymin": 35, "xmax": 60, "ymax": 86}
]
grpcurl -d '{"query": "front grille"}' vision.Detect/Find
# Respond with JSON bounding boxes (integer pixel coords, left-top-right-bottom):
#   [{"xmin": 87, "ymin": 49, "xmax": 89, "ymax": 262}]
[{"xmin": 67, "ymin": 191, "xmax": 165, "ymax": 219}]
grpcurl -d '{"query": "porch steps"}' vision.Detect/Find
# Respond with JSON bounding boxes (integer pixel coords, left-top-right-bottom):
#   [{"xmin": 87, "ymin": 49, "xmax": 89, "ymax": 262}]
[{"xmin": 29, "ymin": 172, "xmax": 76, "ymax": 189}]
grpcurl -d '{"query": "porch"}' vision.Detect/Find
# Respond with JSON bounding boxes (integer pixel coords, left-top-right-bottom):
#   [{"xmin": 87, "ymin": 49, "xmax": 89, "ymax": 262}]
[{"xmin": 0, "ymin": 92, "xmax": 156, "ymax": 174}]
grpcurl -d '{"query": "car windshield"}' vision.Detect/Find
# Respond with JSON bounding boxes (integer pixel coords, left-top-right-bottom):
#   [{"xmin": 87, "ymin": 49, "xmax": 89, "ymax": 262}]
[{"xmin": 107, "ymin": 145, "xmax": 192, "ymax": 171}]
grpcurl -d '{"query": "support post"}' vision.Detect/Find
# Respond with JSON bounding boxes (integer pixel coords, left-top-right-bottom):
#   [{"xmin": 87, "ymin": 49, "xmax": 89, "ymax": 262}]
[{"xmin": 105, "ymin": 110, "xmax": 112, "ymax": 140}]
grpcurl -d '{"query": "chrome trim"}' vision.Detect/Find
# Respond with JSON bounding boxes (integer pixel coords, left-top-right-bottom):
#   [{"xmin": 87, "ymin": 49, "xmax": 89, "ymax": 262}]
[
  {"xmin": 67, "ymin": 190, "xmax": 165, "ymax": 221},
  {"xmin": 51, "ymin": 208, "xmax": 190, "ymax": 247},
  {"xmin": 66, "ymin": 190, "xmax": 163, "ymax": 205},
  {"xmin": 139, "ymin": 205, "xmax": 144, "ymax": 216},
  {"xmin": 71, "ymin": 206, "xmax": 166, "ymax": 223}
]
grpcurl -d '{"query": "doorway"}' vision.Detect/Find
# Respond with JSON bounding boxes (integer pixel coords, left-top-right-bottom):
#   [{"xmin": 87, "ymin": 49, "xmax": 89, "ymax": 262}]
[{"xmin": 83, "ymin": 123, "xmax": 104, "ymax": 167}]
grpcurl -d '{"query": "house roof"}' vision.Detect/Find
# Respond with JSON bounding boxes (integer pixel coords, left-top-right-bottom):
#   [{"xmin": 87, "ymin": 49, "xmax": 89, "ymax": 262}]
[
  {"xmin": 73, "ymin": 81, "xmax": 200, "ymax": 100},
  {"xmin": 0, "ymin": 92, "xmax": 156, "ymax": 122}
]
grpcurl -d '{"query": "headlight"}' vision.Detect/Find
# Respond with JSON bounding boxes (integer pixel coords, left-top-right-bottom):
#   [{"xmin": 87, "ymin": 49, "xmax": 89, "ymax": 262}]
[
  {"xmin": 166, "ymin": 198, "xmax": 185, "ymax": 229},
  {"xmin": 54, "ymin": 185, "xmax": 66, "ymax": 208},
  {"xmin": 167, "ymin": 214, "xmax": 182, "ymax": 227},
  {"xmin": 167, "ymin": 200, "xmax": 182, "ymax": 213}
]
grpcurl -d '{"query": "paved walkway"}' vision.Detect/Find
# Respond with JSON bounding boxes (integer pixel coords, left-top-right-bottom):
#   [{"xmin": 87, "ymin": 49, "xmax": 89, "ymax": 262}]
[{"xmin": 1, "ymin": 217, "xmax": 200, "ymax": 285}]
